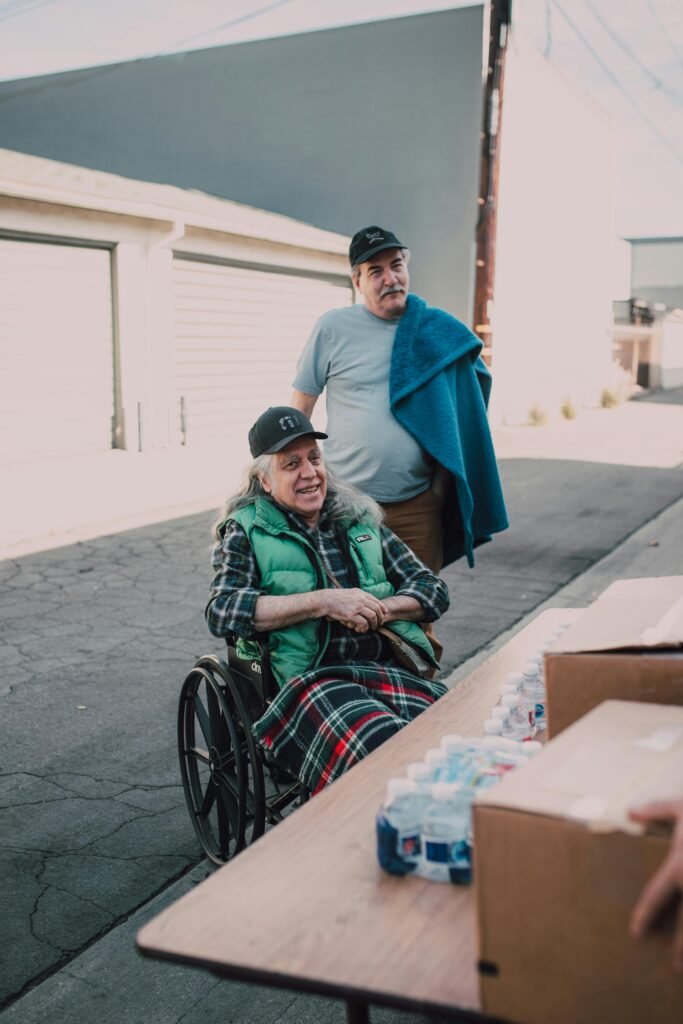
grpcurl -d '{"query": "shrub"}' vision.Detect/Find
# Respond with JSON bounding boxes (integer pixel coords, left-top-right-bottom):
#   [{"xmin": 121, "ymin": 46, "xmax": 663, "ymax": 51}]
[
  {"xmin": 528, "ymin": 404, "xmax": 548, "ymax": 426},
  {"xmin": 560, "ymin": 398, "xmax": 577, "ymax": 420},
  {"xmin": 600, "ymin": 388, "xmax": 620, "ymax": 409}
]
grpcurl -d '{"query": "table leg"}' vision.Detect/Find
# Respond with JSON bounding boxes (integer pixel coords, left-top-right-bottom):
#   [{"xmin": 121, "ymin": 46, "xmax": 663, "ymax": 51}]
[{"xmin": 345, "ymin": 999, "xmax": 369, "ymax": 1024}]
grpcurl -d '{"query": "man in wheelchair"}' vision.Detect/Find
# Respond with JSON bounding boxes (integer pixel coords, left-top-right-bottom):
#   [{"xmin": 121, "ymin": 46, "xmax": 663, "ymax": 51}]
[{"xmin": 206, "ymin": 406, "xmax": 450, "ymax": 795}]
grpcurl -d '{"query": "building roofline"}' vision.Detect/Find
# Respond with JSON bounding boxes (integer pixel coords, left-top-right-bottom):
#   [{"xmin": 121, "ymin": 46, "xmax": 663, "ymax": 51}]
[
  {"xmin": 0, "ymin": 147, "xmax": 350, "ymax": 256},
  {"xmin": 625, "ymin": 235, "xmax": 683, "ymax": 244}
]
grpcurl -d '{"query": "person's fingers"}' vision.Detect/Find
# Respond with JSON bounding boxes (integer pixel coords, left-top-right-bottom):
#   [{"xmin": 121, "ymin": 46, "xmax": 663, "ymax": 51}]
[
  {"xmin": 360, "ymin": 605, "xmax": 381, "ymax": 629},
  {"xmin": 629, "ymin": 801, "xmax": 680, "ymax": 825},
  {"xmin": 630, "ymin": 864, "xmax": 676, "ymax": 937}
]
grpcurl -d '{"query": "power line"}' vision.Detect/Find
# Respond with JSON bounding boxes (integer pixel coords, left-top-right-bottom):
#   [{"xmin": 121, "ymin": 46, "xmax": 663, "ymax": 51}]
[
  {"xmin": 0, "ymin": 0, "xmax": 297, "ymax": 105},
  {"xmin": 148, "ymin": 0, "xmax": 297, "ymax": 59},
  {"xmin": 543, "ymin": 0, "xmax": 552, "ymax": 58},
  {"xmin": 0, "ymin": 0, "xmax": 33, "ymax": 14},
  {"xmin": 0, "ymin": 0, "xmax": 46, "ymax": 14},
  {"xmin": 0, "ymin": 0, "xmax": 62, "ymax": 24},
  {"xmin": 584, "ymin": 0, "xmax": 681, "ymax": 104},
  {"xmin": 646, "ymin": 0, "xmax": 683, "ymax": 66},
  {"xmin": 551, "ymin": 0, "xmax": 683, "ymax": 166}
]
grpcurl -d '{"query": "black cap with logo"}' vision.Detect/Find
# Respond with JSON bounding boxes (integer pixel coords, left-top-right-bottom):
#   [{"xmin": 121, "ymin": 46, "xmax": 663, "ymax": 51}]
[
  {"xmin": 248, "ymin": 406, "xmax": 327, "ymax": 458},
  {"xmin": 349, "ymin": 225, "xmax": 407, "ymax": 267}
]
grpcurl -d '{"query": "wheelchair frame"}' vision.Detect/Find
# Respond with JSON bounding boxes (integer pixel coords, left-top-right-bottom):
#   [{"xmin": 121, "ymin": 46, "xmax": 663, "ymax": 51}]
[{"xmin": 178, "ymin": 639, "xmax": 307, "ymax": 865}]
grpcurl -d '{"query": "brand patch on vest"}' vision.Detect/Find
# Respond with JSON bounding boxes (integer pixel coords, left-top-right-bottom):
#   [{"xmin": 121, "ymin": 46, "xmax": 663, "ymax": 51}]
[{"xmin": 355, "ymin": 534, "xmax": 372, "ymax": 542}]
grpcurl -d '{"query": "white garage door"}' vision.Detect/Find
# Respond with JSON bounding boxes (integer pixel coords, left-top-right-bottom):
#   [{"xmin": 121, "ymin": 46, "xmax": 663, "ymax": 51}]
[
  {"xmin": 0, "ymin": 238, "xmax": 114, "ymax": 462},
  {"xmin": 172, "ymin": 258, "xmax": 352, "ymax": 447}
]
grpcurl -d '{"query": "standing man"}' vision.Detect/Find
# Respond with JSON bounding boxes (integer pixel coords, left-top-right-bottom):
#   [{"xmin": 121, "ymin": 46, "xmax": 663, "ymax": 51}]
[{"xmin": 291, "ymin": 226, "xmax": 508, "ymax": 660}]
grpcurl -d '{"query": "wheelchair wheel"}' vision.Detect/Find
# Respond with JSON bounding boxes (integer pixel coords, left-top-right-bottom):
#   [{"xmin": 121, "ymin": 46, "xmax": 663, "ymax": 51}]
[{"xmin": 178, "ymin": 655, "xmax": 266, "ymax": 865}]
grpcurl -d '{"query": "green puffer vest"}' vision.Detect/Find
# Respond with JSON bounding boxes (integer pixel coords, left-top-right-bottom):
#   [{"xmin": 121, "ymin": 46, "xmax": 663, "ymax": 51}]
[{"xmin": 227, "ymin": 497, "xmax": 437, "ymax": 688}]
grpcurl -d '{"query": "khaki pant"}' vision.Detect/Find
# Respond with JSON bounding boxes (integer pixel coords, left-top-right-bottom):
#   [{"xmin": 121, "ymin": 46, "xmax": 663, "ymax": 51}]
[{"xmin": 380, "ymin": 487, "xmax": 444, "ymax": 665}]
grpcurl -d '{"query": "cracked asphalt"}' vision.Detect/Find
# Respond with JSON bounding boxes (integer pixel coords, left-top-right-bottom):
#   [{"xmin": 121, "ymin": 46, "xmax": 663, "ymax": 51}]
[
  {"xmin": 0, "ymin": 516, "xmax": 221, "ymax": 1007},
  {"xmin": 2, "ymin": 397, "xmax": 683, "ymax": 1022}
]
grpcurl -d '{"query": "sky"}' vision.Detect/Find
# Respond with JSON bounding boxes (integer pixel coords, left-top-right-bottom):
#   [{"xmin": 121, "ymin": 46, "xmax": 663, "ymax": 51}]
[{"xmin": 0, "ymin": 0, "xmax": 682, "ymax": 239}]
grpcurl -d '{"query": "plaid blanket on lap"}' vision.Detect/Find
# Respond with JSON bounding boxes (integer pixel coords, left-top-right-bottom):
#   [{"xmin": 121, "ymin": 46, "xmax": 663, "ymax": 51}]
[{"xmin": 251, "ymin": 663, "xmax": 447, "ymax": 795}]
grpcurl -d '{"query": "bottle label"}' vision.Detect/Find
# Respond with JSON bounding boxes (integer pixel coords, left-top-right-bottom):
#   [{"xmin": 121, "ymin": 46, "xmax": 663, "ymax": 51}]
[
  {"xmin": 449, "ymin": 840, "xmax": 472, "ymax": 885},
  {"xmin": 424, "ymin": 837, "xmax": 450, "ymax": 864},
  {"xmin": 398, "ymin": 829, "xmax": 421, "ymax": 861},
  {"xmin": 376, "ymin": 814, "xmax": 418, "ymax": 876}
]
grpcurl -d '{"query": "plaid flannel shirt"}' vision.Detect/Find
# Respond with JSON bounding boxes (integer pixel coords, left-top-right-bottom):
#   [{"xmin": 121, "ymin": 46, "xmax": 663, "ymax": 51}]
[{"xmin": 206, "ymin": 500, "xmax": 449, "ymax": 665}]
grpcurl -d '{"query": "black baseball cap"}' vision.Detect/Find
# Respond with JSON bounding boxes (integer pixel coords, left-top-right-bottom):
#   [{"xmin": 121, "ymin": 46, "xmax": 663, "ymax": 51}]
[
  {"xmin": 349, "ymin": 225, "xmax": 407, "ymax": 267},
  {"xmin": 248, "ymin": 406, "xmax": 327, "ymax": 458}
]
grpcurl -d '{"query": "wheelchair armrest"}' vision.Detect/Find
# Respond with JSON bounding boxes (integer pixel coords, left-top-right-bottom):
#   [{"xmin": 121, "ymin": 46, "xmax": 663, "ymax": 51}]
[
  {"xmin": 224, "ymin": 635, "xmax": 279, "ymax": 704},
  {"xmin": 254, "ymin": 634, "xmax": 279, "ymax": 703}
]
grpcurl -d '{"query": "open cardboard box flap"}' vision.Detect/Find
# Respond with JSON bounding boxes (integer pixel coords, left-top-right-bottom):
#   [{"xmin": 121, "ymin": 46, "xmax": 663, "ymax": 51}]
[
  {"xmin": 475, "ymin": 699, "xmax": 683, "ymax": 1024},
  {"xmin": 555, "ymin": 577, "xmax": 683, "ymax": 654},
  {"xmin": 476, "ymin": 700, "xmax": 683, "ymax": 833}
]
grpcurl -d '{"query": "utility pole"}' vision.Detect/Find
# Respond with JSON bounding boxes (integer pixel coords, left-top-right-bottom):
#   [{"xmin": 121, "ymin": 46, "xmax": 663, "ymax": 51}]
[{"xmin": 473, "ymin": 0, "xmax": 512, "ymax": 367}]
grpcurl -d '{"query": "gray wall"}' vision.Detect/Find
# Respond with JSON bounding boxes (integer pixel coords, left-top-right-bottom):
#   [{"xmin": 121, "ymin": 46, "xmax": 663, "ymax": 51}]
[
  {"xmin": 631, "ymin": 238, "xmax": 683, "ymax": 310},
  {"xmin": 0, "ymin": 7, "xmax": 484, "ymax": 318}
]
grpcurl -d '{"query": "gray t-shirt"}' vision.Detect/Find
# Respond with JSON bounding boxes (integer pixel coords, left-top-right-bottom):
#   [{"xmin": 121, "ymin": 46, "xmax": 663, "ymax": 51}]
[{"xmin": 293, "ymin": 303, "xmax": 433, "ymax": 503}]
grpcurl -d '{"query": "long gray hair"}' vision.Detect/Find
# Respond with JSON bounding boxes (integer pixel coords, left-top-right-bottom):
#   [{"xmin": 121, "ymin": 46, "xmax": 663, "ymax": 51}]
[{"xmin": 212, "ymin": 453, "xmax": 383, "ymax": 540}]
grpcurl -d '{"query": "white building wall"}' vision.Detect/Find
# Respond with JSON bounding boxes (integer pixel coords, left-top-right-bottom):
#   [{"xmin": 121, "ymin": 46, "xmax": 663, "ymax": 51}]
[
  {"xmin": 490, "ymin": 33, "xmax": 617, "ymax": 423},
  {"xmin": 660, "ymin": 318, "xmax": 683, "ymax": 389},
  {"xmin": 0, "ymin": 151, "xmax": 351, "ymax": 464}
]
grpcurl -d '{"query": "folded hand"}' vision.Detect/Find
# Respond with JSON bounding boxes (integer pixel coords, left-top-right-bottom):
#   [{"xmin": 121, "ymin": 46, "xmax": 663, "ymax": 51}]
[{"xmin": 323, "ymin": 588, "xmax": 389, "ymax": 633}]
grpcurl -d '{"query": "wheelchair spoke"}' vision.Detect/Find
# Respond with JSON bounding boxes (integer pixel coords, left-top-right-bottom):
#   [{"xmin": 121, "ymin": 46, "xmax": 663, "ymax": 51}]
[
  {"xmin": 198, "ymin": 780, "xmax": 217, "ymax": 818},
  {"xmin": 214, "ymin": 767, "xmax": 241, "ymax": 803},
  {"xmin": 187, "ymin": 745, "xmax": 210, "ymax": 765},
  {"xmin": 214, "ymin": 748, "xmax": 237, "ymax": 772},
  {"xmin": 192, "ymin": 693, "xmax": 213, "ymax": 747},
  {"xmin": 216, "ymin": 782, "xmax": 240, "ymax": 848}
]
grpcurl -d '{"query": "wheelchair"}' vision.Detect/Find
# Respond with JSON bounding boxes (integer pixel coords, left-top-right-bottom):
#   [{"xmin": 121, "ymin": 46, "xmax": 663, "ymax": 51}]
[{"xmin": 178, "ymin": 638, "xmax": 307, "ymax": 865}]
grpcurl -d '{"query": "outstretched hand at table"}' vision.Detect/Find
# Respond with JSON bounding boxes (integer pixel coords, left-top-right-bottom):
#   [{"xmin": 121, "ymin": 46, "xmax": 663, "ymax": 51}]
[{"xmin": 629, "ymin": 797, "xmax": 683, "ymax": 973}]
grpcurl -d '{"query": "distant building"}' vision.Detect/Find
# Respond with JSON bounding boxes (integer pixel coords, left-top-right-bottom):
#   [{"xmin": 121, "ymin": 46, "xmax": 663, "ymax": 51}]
[
  {"xmin": 612, "ymin": 299, "xmax": 683, "ymax": 392},
  {"xmin": 628, "ymin": 237, "xmax": 683, "ymax": 310},
  {"xmin": 0, "ymin": 150, "xmax": 350, "ymax": 464},
  {"xmin": 0, "ymin": 7, "xmax": 621, "ymax": 424}
]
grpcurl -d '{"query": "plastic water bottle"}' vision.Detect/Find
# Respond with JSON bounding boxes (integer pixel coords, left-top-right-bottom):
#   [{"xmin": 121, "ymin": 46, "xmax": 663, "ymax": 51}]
[
  {"xmin": 484, "ymin": 717, "xmax": 504, "ymax": 737},
  {"xmin": 505, "ymin": 671, "xmax": 525, "ymax": 691},
  {"xmin": 424, "ymin": 747, "xmax": 449, "ymax": 781},
  {"xmin": 480, "ymin": 735, "xmax": 525, "ymax": 754},
  {"xmin": 376, "ymin": 778, "xmax": 425, "ymax": 877},
  {"xmin": 440, "ymin": 736, "xmax": 475, "ymax": 783},
  {"xmin": 499, "ymin": 671, "xmax": 521, "ymax": 696},
  {"xmin": 406, "ymin": 761, "xmax": 437, "ymax": 793},
  {"xmin": 520, "ymin": 674, "xmax": 538, "ymax": 734},
  {"xmin": 420, "ymin": 782, "xmax": 472, "ymax": 884},
  {"xmin": 440, "ymin": 733, "xmax": 464, "ymax": 749},
  {"xmin": 490, "ymin": 705, "xmax": 511, "ymax": 725},
  {"xmin": 522, "ymin": 658, "xmax": 546, "ymax": 733},
  {"xmin": 500, "ymin": 693, "xmax": 535, "ymax": 741}
]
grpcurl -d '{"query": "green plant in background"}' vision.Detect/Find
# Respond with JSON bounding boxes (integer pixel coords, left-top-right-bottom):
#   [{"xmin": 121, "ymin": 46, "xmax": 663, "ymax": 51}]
[
  {"xmin": 560, "ymin": 398, "xmax": 577, "ymax": 420},
  {"xmin": 528, "ymin": 405, "xmax": 548, "ymax": 426},
  {"xmin": 600, "ymin": 388, "xmax": 620, "ymax": 409}
]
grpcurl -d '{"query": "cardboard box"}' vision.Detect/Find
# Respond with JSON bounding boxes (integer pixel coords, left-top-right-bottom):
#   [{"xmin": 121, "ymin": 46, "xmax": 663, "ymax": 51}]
[
  {"xmin": 545, "ymin": 576, "xmax": 683, "ymax": 737},
  {"xmin": 474, "ymin": 700, "xmax": 683, "ymax": 1024}
]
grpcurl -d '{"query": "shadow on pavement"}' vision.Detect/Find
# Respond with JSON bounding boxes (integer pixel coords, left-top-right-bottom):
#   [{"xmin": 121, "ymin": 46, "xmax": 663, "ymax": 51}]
[
  {"xmin": 629, "ymin": 387, "xmax": 683, "ymax": 406},
  {"xmin": 439, "ymin": 456, "xmax": 683, "ymax": 675}
]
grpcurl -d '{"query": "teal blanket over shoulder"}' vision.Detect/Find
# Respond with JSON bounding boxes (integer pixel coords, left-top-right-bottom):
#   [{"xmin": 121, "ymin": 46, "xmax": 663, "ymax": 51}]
[{"xmin": 390, "ymin": 294, "xmax": 508, "ymax": 568}]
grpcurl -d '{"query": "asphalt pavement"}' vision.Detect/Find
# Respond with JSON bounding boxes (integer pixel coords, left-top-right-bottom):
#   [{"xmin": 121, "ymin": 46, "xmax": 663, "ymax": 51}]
[{"xmin": 1, "ymin": 390, "xmax": 683, "ymax": 1024}]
